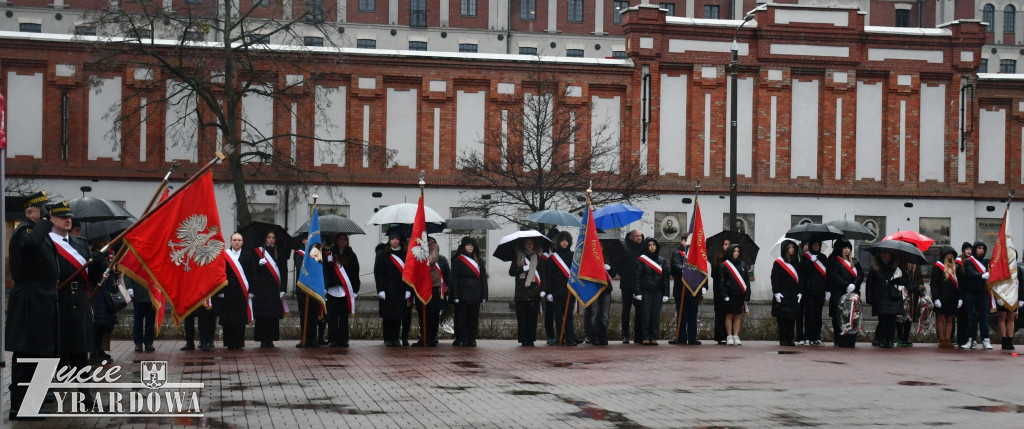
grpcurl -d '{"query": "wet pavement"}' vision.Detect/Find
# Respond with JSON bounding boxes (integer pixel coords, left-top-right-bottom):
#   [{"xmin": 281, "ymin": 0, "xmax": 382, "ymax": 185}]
[{"xmin": 4, "ymin": 339, "xmax": 1023, "ymax": 428}]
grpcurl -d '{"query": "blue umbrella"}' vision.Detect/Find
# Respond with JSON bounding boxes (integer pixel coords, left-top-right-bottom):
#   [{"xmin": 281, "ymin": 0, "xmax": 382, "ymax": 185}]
[
  {"xmin": 523, "ymin": 209, "xmax": 580, "ymax": 227},
  {"xmin": 593, "ymin": 203, "xmax": 644, "ymax": 230}
]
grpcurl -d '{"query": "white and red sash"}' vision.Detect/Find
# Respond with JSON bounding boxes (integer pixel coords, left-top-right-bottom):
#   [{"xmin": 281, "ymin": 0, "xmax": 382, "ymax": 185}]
[
  {"xmin": 433, "ymin": 262, "xmax": 446, "ymax": 299},
  {"xmin": 967, "ymin": 256, "xmax": 987, "ymax": 274},
  {"xmin": 224, "ymin": 250, "xmax": 253, "ymax": 323},
  {"xmin": 837, "ymin": 257, "xmax": 857, "ymax": 278},
  {"xmin": 955, "ymin": 257, "xmax": 963, "ymax": 267},
  {"xmin": 804, "ymin": 252, "xmax": 826, "ymax": 277},
  {"xmin": 254, "ymin": 247, "xmax": 281, "ymax": 287},
  {"xmin": 775, "ymin": 258, "xmax": 799, "ymax": 283},
  {"xmin": 295, "ymin": 249, "xmax": 305, "ymax": 259},
  {"xmin": 638, "ymin": 254, "xmax": 663, "ymax": 275},
  {"xmin": 389, "ymin": 252, "xmax": 405, "ymax": 272},
  {"xmin": 523, "ymin": 259, "xmax": 543, "ymax": 286},
  {"xmin": 459, "ymin": 254, "xmax": 480, "ymax": 278},
  {"xmin": 333, "ymin": 262, "xmax": 357, "ymax": 315},
  {"xmin": 52, "ymin": 233, "xmax": 88, "ymax": 285},
  {"xmin": 550, "ymin": 253, "xmax": 571, "ymax": 279},
  {"xmin": 724, "ymin": 260, "xmax": 747, "ymax": 294},
  {"xmin": 934, "ymin": 261, "xmax": 958, "ymax": 289},
  {"xmin": 541, "ymin": 251, "xmax": 551, "ymax": 261}
]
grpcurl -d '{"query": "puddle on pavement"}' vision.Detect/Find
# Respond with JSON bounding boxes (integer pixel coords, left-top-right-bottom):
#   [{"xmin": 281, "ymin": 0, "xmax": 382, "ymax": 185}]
[
  {"xmin": 765, "ymin": 351, "xmax": 800, "ymax": 355},
  {"xmin": 769, "ymin": 413, "xmax": 817, "ymax": 427},
  {"xmin": 174, "ymin": 416, "xmax": 233, "ymax": 428},
  {"xmin": 183, "ymin": 360, "xmax": 217, "ymax": 366},
  {"xmin": 562, "ymin": 398, "xmax": 646, "ymax": 428},
  {"xmin": 899, "ymin": 381, "xmax": 941, "ymax": 386},
  {"xmin": 323, "ymin": 364, "xmax": 347, "ymax": 368},
  {"xmin": 508, "ymin": 390, "xmax": 549, "ymax": 396},
  {"xmin": 923, "ymin": 423, "xmax": 953, "ymax": 426},
  {"xmin": 217, "ymin": 399, "xmax": 268, "ymax": 408},
  {"xmin": 961, "ymin": 404, "xmax": 1024, "ymax": 413},
  {"xmin": 433, "ymin": 385, "xmax": 471, "ymax": 391},
  {"xmin": 338, "ymin": 408, "xmax": 386, "ymax": 415},
  {"xmin": 812, "ymin": 360, "xmax": 845, "ymax": 365},
  {"xmin": 453, "ymin": 361, "xmax": 481, "ymax": 369}
]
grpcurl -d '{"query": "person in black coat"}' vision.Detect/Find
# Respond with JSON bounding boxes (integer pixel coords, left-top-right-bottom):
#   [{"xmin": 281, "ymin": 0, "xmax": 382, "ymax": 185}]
[
  {"xmin": 720, "ymin": 244, "xmax": 751, "ymax": 345},
  {"xmin": 252, "ymin": 231, "xmax": 288, "ymax": 348},
  {"xmin": 953, "ymin": 242, "xmax": 972, "ymax": 347},
  {"xmin": 541, "ymin": 227, "xmax": 560, "ymax": 345},
  {"xmin": 510, "ymin": 237, "xmax": 542, "ymax": 347},
  {"xmin": 414, "ymin": 237, "xmax": 446, "ymax": 347},
  {"xmin": 374, "ymin": 230, "xmax": 409, "ymax": 347},
  {"xmin": 866, "ymin": 250, "xmax": 905, "ymax": 349},
  {"xmin": 586, "ymin": 246, "xmax": 616, "ymax": 346},
  {"xmin": 218, "ymin": 232, "xmax": 253, "ymax": 350},
  {"xmin": 451, "ymin": 236, "xmax": 488, "ymax": 347},
  {"xmin": 294, "ymin": 235, "xmax": 325, "ymax": 348},
  {"xmin": 710, "ymin": 239, "xmax": 732, "ymax": 345},
  {"xmin": 772, "ymin": 240, "xmax": 801, "ymax": 346},
  {"xmin": 634, "ymin": 238, "xmax": 669, "ymax": 345},
  {"xmin": 799, "ymin": 240, "xmax": 828, "ymax": 346},
  {"xmin": 669, "ymin": 234, "xmax": 704, "ymax": 345},
  {"xmin": 324, "ymin": 233, "xmax": 360, "ymax": 348},
  {"xmin": 931, "ymin": 246, "xmax": 960, "ymax": 349},
  {"xmin": 961, "ymin": 241, "xmax": 991, "ymax": 349},
  {"xmin": 89, "ymin": 238, "xmax": 118, "ymax": 364},
  {"xmin": 618, "ymin": 230, "xmax": 644, "ymax": 343},
  {"xmin": 827, "ymin": 239, "xmax": 863, "ymax": 347},
  {"xmin": 547, "ymin": 231, "xmax": 580, "ymax": 346}
]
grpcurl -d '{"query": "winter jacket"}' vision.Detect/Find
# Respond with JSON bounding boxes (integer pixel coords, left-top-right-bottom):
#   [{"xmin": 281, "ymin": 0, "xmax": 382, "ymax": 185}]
[
  {"xmin": 771, "ymin": 258, "xmax": 801, "ymax": 319},
  {"xmin": 451, "ymin": 251, "xmax": 488, "ymax": 304},
  {"xmin": 634, "ymin": 239, "xmax": 669, "ymax": 296}
]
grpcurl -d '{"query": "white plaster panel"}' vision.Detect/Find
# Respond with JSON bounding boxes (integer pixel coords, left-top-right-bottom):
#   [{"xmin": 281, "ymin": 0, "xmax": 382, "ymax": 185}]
[
  {"xmin": 241, "ymin": 84, "xmax": 274, "ymax": 162},
  {"xmin": 961, "ymin": 51, "xmax": 974, "ymax": 62},
  {"xmin": 429, "ymin": 80, "xmax": 447, "ymax": 92},
  {"xmin": 770, "ymin": 44, "xmax": 849, "ymax": 58},
  {"xmin": 856, "ymin": 82, "xmax": 883, "ymax": 180},
  {"xmin": 456, "ymin": 90, "xmax": 486, "ymax": 169},
  {"xmin": 833, "ymin": 72, "xmax": 848, "ymax": 83},
  {"xmin": 768, "ymin": 69, "xmax": 783, "ymax": 81},
  {"xmin": 668, "ymin": 39, "xmax": 748, "ymax": 56},
  {"xmin": 790, "ymin": 79, "xmax": 819, "ymax": 179},
  {"xmin": 566, "ymin": 86, "xmax": 582, "ymax": 97},
  {"xmin": 164, "ymin": 80, "xmax": 199, "ymax": 162},
  {"xmin": 358, "ymin": 77, "xmax": 376, "ymax": 89},
  {"xmin": 88, "ymin": 76, "xmax": 121, "ymax": 161},
  {"xmin": 314, "ymin": 85, "xmax": 346, "ymax": 167},
  {"xmin": 775, "ymin": 9, "xmax": 850, "ymax": 26},
  {"xmin": 898, "ymin": 75, "xmax": 912, "ymax": 86},
  {"xmin": 701, "ymin": 66, "xmax": 717, "ymax": 79},
  {"xmin": 659, "ymin": 74, "xmax": 687, "ymax": 175},
  {"xmin": 497, "ymin": 83, "xmax": 515, "ymax": 94},
  {"xmin": 978, "ymin": 109, "xmax": 1006, "ymax": 183},
  {"xmin": 726, "ymin": 77, "xmax": 753, "ymax": 177},
  {"xmin": 868, "ymin": 48, "xmax": 943, "ymax": 63},
  {"xmin": 6, "ymin": 72, "xmax": 43, "ymax": 159},
  {"xmin": 640, "ymin": 37, "xmax": 654, "ymax": 49},
  {"xmin": 386, "ymin": 88, "xmax": 418, "ymax": 168},
  {"xmin": 591, "ymin": 95, "xmax": 620, "ymax": 173},
  {"xmin": 56, "ymin": 64, "xmax": 76, "ymax": 77},
  {"xmin": 918, "ymin": 84, "xmax": 945, "ymax": 182}
]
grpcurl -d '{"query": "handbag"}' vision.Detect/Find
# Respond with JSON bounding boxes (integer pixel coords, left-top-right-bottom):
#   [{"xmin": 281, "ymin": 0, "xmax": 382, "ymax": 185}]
[{"xmin": 103, "ymin": 275, "xmax": 132, "ymax": 312}]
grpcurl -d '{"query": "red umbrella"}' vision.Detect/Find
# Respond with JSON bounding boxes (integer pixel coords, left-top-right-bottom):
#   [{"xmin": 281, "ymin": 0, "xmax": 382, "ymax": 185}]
[{"xmin": 882, "ymin": 231, "xmax": 934, "ymax": 252}]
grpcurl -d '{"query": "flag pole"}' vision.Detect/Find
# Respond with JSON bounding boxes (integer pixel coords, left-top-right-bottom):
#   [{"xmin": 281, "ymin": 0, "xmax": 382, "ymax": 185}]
[
  {"xmin": 301, "ymin": 195, "xmax": 317, "ymax": 348},
  {"xmin": 59, "ymin": 151, "xmax": 226, "ymax": 291},
  {"xmin": 419, "ymin": 172, "xmax": 427, "ymax": 347},
  {"xmin": 674, "ymin": 180, "xmax": 701, "ymax": 343},
  {"xmin": 559, "ymin": 184, "xmax": 592, "ymax": 346}
]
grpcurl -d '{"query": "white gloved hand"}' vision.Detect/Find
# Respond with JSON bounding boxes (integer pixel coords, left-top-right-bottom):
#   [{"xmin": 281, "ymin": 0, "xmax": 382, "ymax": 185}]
[
  {"xmin": 338, "ymin": 288, "xmax": 346, "ymax": 297},
  {"xmin": 279, "ymin": 291, "xmax": 285, "ymax": 298},
  {"xmin": 774, "ymin": 293, "xmax": 783, "ymax": 303},
  {"xmin": 662, "ymin": 296, "xmax": 669, "ymax": 303},
  {"xmin": 128, "ymin": 289, "xmax": 135, "ymax": 298},
  {"xmin": 825, "ymin": 292, "xmax": 832, "ymax": 301},
  {"xmin": 405, "ymin": 291, "xmax": 411, "ymax": 299},
  {"xmin": 982, "ymin": 272, "xmax": 990, "ymax": 280},
  {"xmin": 957, "ymin": 299, "xmax": 963, "ymax": 308},
  {"xmin": 248, "ymin": 293, "xmax": 255, "ymax": 299},
  {"xmin": 634, "ymin": 295, "xmax": 642, "ymax": 301},
  {"xmin": 546, "ymin": 294, "xmax": 554, "ymax": 302},
  {"xmin": 847, "ymin": 284, "xmax": 855, "ymax": 293},
  {"xmin": 218, "ymin": 293, "xmax": 225, "ymax": 298},
  {"xmin": 810, "ymin": 255, "xmax": 817, "ymax": 262},
  {"xmin": 539, "ymin": 291, "xmax": 546, "ymax": 299},
  {"xmin": 797, "ymin": 293, "xmax": 803, "ymax": 304},
  {"xmin": 259, "ymin": 259, "xmax": 267, "ymax": 266},
  {"xmin": 997, "ymin": 298, "xmax": 1005, "ymax": 306},
  {"xmin": 378, "ymin": 291, "xmax": 386, "ymax": 300},
  {"xmin": 1019, "ymin": 301, "xmax": 1024, "ymax": 308},
  {"xmin": 455, "ymin": 298, "xmax": 460, "ymax": 303},
  {"xmin": 891, "ymin": 268, "xmax": 902, "ymax": 280},
  {"xmin": 327, "ymin": 254, "xmax": 333, "ymax": 263},
  {"xmin": 604, "ymin": 264, "xmax": 611, "ymax": 270},
  {"xmin": 482, "ymin": 299, "xmax": 486, "ymax": 304},
  {"xmin": 724, "ymin": 296, "xmax": 731, "ymax": 302},
  {"xmin": 702, "ymin": 287, "xmax": 708, "ymax": 295},
  {"xmin": 934, "ymin": 299, "xmax": 942, "ymax": 308}
]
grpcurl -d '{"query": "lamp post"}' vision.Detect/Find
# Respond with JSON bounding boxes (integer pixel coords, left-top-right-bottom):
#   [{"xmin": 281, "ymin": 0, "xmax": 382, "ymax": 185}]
[{"xmin": 729, "ymin": 12, "xmax": 755, "ymax": 232}]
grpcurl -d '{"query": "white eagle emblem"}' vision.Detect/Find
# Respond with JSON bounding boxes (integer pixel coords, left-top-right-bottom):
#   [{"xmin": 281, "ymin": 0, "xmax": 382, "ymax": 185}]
[
  {"xmin": 167, "ymin": 214, "xmax": 225, "ymax": 271},
  {"xmin": 409, "ymin": 231, "xmax": 429, "ymax": 262}
]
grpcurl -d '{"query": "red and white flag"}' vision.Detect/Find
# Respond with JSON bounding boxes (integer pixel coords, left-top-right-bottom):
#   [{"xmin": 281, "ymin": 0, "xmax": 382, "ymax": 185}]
[
  {"xmin": 987, "ymin": 205, "xmax": 1019, "ymax": 312},
  {"xmin": 403, "ymin": 195, "xmax": 433, "ymax": 304}
]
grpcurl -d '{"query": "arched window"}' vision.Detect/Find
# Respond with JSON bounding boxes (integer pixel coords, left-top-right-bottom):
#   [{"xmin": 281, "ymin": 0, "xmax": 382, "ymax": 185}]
[
  {"xmin": 983, "ymin": 4, "xmax": 995, "ymax": 32},
  {"xmin": 1004, "ymin": 5, "xmax": 1016, "ymax": 34}
]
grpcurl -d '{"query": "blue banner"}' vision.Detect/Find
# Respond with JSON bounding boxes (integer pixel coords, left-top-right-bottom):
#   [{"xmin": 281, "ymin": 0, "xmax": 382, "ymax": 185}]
[
  {"xmin": 296, "ymin": 209, "xmax": 326, "ymax": 308},
  {"xmin": 568, "ymin": 201, "xmax": 609, "ymax": 308}
]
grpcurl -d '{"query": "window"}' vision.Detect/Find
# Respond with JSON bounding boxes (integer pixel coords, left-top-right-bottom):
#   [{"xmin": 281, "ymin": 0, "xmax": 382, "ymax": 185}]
[
  {"xmin": 568, "ymin": 0, "xmax": 584, "ymax": 22},
  {"xmin": 304, "ymin": 36, "xmax": 324, "ymax": 46},
  {"xmin": 74, "ymin": 25, "xmax": 96, "ymax": 36},
  {"xmin": 519, "ymin": 46, "xmax": 537, "ymax": 55},
  {"xmin": 521, "ymin": 0, "xmax": 536, "ymax": 20},
  {"xmin": 306, "ymin": 0, "xmax": 323, "ymax": 23},
  {"xmin": 461, "ymin": 0, "xmax": 477, "ymax": 16},
  {"xmin": 703, "ymin": 5, "xmax": 720, "ymax": 19},
  {"xmin": 357, "ymin": 38, "xmax": 376, "ymax": 49},
  {"xmin": 409, "ymin": 41, "xmax": 427, "ymax": 51},
  {"xmin": 983, "ymin": 4, "xmax": 995, "ymax": 32},
  {"xmin": 1004, "ymin": 5, "xmax": 1016, "ymax": 34},
  {"xmin": 660, "ymin": 2, "xmax": 675, "ymax": 16},
  {"xmin": 612, "ymin": 50, "xmax": 626, "ymax": 59},
  {"xmin": 459, "ymin": 43, "xmax": 478, "ymax": 52},
  {"xmin": 19, "ymin": 23, "xmax": 41, "ymax": 33},
  {"xmin": 566, "ymin": 48, "xmax": 584, "ymax": 57},
  {"xmin": 185, "ymin": 31, "xmax": 204, "ymax": 41},
  {"xmin": 410, "ymin": 0, "xmax": 427, "ymax": 27},
  {"xmin": 980, "ymin": 58, "xmax": 988, "ymax": 73},
  {"xmin": 249, "ymin": 33, "xmax": 269, "ymax": 44},
  {"xmin": 358, "ymin": 0, "xmax": 375, "ymax": 11},
  {"xmin": 613, "ymin": 1, "xmax": 629, "ymax": 25},
  {"xmin": 132, "ymin": 28, "xmax": 153, "ymax": 39},
  {"xmin": 895, "ymin": 9, "xmax": 910, "ymax": 27},
  {"xmin": 253, "ymin": 0, "xmax": 268, "ymax": 7},
  {"xmin": 185, "ymin": 0, "xmax": 202, "ymax": 5},
  {"xmin": 1000, "ymin": 59, "xmax": 1017, "ymax": 73}
]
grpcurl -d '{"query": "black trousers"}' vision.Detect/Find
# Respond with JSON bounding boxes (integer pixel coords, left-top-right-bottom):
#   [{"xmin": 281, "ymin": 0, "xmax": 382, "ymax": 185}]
[
  {"xmin": 554, "ymin": 295, "xmax": 577, "ymax": 344},
  {"xmin": 254, "ymin": 317, "xmax": 280, "ymax": 342},
  {"xmin": 714, "ymin": 299, "xmax": 727, "ymax": 342},
  {"xmin": 876, "ymin": 314, "xmax": 896, "ymax": 344},
  {"xmin": 675, "ymin": 294, "xmax": 700, "ymax": 343},
  {"xmin": 955, "ymin": 305, "xmax": 969, "ymax": 344},
  {"xmin": 382, "ymin": 317, "xmax": 401, "ymax": 343},
  {"xmin": 639, "ymin": 290, "xmax": 663, "ymax": 341},
  {"xmin": 222, "ymin": 324, "xmax": 245, "ymax": 348},
  {"xmin": 515, "ymin": 300, "xmax": 539, "ymax": 344},
  {"xmin": 897, "ymin": 320, "xmax": 912, "ymax": 343},
  {"xmin": 10, "ymin": 352, "xmax": 48, "ymax": 411},
  {"xmin": 452, "ymin": 301, "xmax": 464, "ymax": 343},
  {"xmin": 326, "ymin": 295, "xmax": 350, "ymax": 345},
  {"xmin": 777, "ymin": 317, "xmax": 795, "ymax": 344},
  {"xmin": 621, "ymin": 290, "xmax": 642, "ymax": 342},
  {"xmin": 543, "ymin": 299, "xmax": 556, "ymax": 340},
  {"xmin": 795, "ymin": 305, "xmax": 806, "ymax": 342},
  {"xmin": 587, "ymin": 292, "xmax": 612, "ymax": 343},
  {"xmin": 401, "ymin": 302, "xmax": 413, "ymax": 342},
  {"xmin": 457, "ymin": 302, "xmax": 481, "ymax": 343},
  {"xmin": 296, "ymin": 292, "xmax": 321, "ymax": 346},
  {"xmin": 803, "ymin": 295, "xmax": 825, "ymax": 342},
  {"xmin": 184, "ymin": 307, "xmax": 216, "ymax": 344}
]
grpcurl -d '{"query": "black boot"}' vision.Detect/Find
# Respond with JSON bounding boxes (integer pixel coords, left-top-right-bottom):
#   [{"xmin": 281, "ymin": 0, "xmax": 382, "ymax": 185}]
[{"xmin": 180, "ymin": 342, "xmax": 195, "ymax": 351}]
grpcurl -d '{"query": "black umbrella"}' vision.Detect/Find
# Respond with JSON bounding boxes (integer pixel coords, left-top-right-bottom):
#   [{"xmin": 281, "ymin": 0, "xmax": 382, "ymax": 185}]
[
  {"xmin": 294, "ymin": 215, "xmax": 366, "ymax": 236},
  {"xmin": 598, "ymin": 232, "xmax": 627, "ymax": 267},
  {"xmin": 865, "ymin": 239, "xmax": 928, "ymax": 265},
  {"xmin": 68, "ymin": 196, "xmax": 135, "ymax": 222},
  {"xmin": 239, "ymin": 222, "xmax": 294, "ymax": 254},
  {"xmin": 785, "ymin": 223, "xmax": 844, "ymax": 243},
  {"xmin": 79, "ymin": 218, "xmax": 135, "ymax": 241},
  {"xmin": 827, "ymin": 219, "xmax": 877, "ymax": 241},
  {"xmin": 705, "ymin": 230, "xmax": 759, "ymax": 266},
  {"xmin": 493, "ymin": 230, "xmax": 552, "ymax": 262}
]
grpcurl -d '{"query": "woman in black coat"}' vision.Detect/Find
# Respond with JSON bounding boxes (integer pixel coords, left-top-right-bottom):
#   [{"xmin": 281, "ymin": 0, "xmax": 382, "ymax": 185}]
[
  {"xmin": 827, "ymin": 239, "xmax": 863, "ymax": 347},
  {"xmin": 710, "ymin": 240, "xmax": 732, "ymax": 344},
  {"xmin": 324, "ymin": 233, "xmax": 360, "ymax": 348},
  {"xmin": 546, "ymin": 231, "xmax": 578, "ymax": 346},
  {"xmin": 252, "ymin": 231, "xmax": 288, "ymax": 348},
  {"xmin": 219, "ymin": 232, "xmax": 253, "ymax": 350},
  {"xmin": 374, "ymin": 231, "xmax": 408, "ymax": 347},
  {"xmin": 771, "ymin": 240, "xmax": 801, "ymax": 346},
  {"xmin": 931, "ymin": 246, "xmax": 959, "ymax": 349},
  {"xmin": 720, "ymin": 244, "xmax": 751, "ymax": 345},
  {"xmin": 509, "ymin": 237, "xmax": 543, "ymax": 347},
  {"xmin": 634, "ymin": 238, "xmax": 669, "ymax": 345},
  {"xmin": 866, "ymin": 250, "xmax": 905, "ymax": 348},
  {"xmin": 451, "ymin": 236, "xmax": 487, "ymax": 347}
]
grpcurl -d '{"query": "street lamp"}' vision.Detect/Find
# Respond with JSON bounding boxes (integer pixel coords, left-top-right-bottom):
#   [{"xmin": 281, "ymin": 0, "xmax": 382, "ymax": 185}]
[{"xmin": 729, "ymin": 11, "xmax": 756, "ymax": 232}]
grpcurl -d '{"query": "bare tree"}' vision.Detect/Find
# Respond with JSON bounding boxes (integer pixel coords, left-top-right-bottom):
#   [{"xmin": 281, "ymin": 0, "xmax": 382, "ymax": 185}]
[
  {"xmin": 456, "ymin": 65, "xmax": 656, "ymax": 224},
  {"xmin": 79, "ymin": 0, "xmax": 388, "ymax": 227}
]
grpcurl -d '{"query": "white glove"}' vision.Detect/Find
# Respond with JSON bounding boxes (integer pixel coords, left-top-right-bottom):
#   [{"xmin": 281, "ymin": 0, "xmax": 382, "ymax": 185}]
[
  {"xmin": 702, "ymin": 287, "xmax": 708, "ymax": 294},
  {"xmin": 539, "ymin": 291, "xmax": 546, "ymax": 299},
  {"xmin": 338, "ymin": 288, "xmax": 346, "ymax": 297},
  {"xmin": 604, "ymin": 264, "xmax": 611, "ymax": 270},
  {"xmin": 1019, "ymin": 301, "xmax": 1024, "ymax": 308},
  {"xmin": 774, "ymin": 293, "xmax": 783, "ymax": 303},
  {"xmin": 259, "ymin": 259, "xmax": 267, "ymax": 266},
  {"xmin": 405, "ymin": 291, "xmax": 411, "ymax": 299},
  {"xmin": 933, "ymin": 299, "xmax": 941, "ymax": 308},
  {"xmin": 128, "ymin": 289, "xmax": 135, "ymax": 298},
  {"xmin": 327, "ymin": 254, "xmax": 333, "ymax": 263},
  {"xmin": 982, "ymin": 272, "xmax": 990, "ymax": 280},
  {"xmin": 248, "ymin": 293, "xmax": 255, "ymax": 299},
  {"xmin": 891, "ymin": 268, "xmax": 902, "ymax": 280},
  {"xmin": 797, "ymin": 293, "xmax": 803, "ymax": 303},
  {"xmin": 997, "ymin": 298, "xmax": 1005, "ymax": 306},
  {"xmin": 547, "ymin": 294, "xmax": 554, "ymax": 302},
  {"xmin": 634, "ymin": 295, "xmax": 642, "ymax": 301},
  {"xmin": 957, "ymin": 299, "xmax": 963, "ymax": 308},
  {"xmin": 279, "ymin": 291, "xmax": 285, "ymax": 298},
  {"xmin": 662, "ymin": 296, "xmax": 669, "ymax": 303},
  {"xmin": 482, "ymin": 299, "xmax": 486, "ymax": 304},
  {"xmin": 218, "ymin": 293, "xmax": 225, "ymax": 298},
  {"xmin": 455, "ymin": 298, "xmax": 460, "ymax": 303},
  {"xmin": 847, "ymin": 284, "xmax": 855, "ymax": 293},
  {"xmin": 825, "ymin": 292, "xmax": 831, "ymax": 301},
  {"xmin": 724, "ymin": 296, "xmax": 730, "ymax": 302},
  {"xmin": 810, "ymin": 255, "xmax": 817, "ymax": 262},
  {"xmin": 378, "ymin": 291, "xmax": 386, "ymax": 300}
]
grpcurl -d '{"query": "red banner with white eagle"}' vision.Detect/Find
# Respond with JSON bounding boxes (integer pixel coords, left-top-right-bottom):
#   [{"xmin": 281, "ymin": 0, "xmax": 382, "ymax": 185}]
[
  {"xmin": 123, "ymin": 172, "xmax": 228, "ymax": 324},
  {"xmin": 987, "ymin": 205, "xmax": 1019, "ymax": 312},
  {"xmin": 403, "ymin": 195, "xmax": 433, "ymax": 304}
]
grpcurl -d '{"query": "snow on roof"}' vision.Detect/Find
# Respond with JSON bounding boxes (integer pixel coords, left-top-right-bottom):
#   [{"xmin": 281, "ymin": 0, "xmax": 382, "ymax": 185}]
[
  {"xmin": 664, "ymin": 16, "xmax": 760, "ymax": 29},
  {"xmin": 977, "ymin": 73, "xmax": 1024, "ymax": 81},
  {"xmin": 864, "ymin": 26, "xmax": 952, "ymax": 37}
]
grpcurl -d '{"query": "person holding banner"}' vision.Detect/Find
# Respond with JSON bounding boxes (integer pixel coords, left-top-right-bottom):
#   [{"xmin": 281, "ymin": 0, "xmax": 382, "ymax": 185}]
[
  {"xmin": 827, "ymin": 239, "xmax": 862, "ymax": 348},
  {"xmin": 510, "ymin": 237, "xmax": 542, "ymax": 347},
  {"xmin": 324, "ymin": 233, "xmax": 360, "ymax": 348},
  {"xmin": 451, "ymin": 236, "xmax": 488, "ymax": 347},
  {"xmin": 375, "ymin": 231, "xmax": 409, "ymax": 347},
  {"xmin": 587, "ymin": 245, "xmax": 616, "ymax": 346},
  {"xmin": 219, "ymin": 232, "xmax": 253, "ymax": 350},
  {"xmin": 772, "ymin": 239, "xmax": 801, "ymax": 347},
  {"xmin": 634, "ymin": 238, "xmax": 669, "ymax": 345},
  {"xmin": 931, "ymin": 246, "xmax": 960, "ymax": 349},
  {"xmin": 415, "ymin": 236, "xmax": 448, "ymax": 347},
  {"xmin": 253, "ymin": 231, "xmax": 288, "ymax": 348},
  {"xmin": 295, "ymin": 235, "xmax": 325, "ymax": 348},
  {"xmin": 720, "ymin": 244, "xmax": 751, "ymax": 345},
  {"xmin": 548, "ymin": 231, "xmax": 580, "ymax": 346},
  {"xmin": 961, "ymin": 241, "xmax": 992, "ymax": 350}
]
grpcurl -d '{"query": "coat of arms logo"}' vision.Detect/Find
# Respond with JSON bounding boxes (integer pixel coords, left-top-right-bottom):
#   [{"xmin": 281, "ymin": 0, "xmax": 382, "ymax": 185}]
[
  {"xmin": 409, "ymin": 231, "xmax": 429, "ymax": 262},
  {"xmin": 167, "ymin": 214, "xmax": 225, "ymax": 271},
  {"xmin": 141, "ymin": 361, "xmax": 168, "ymax": 389}
]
